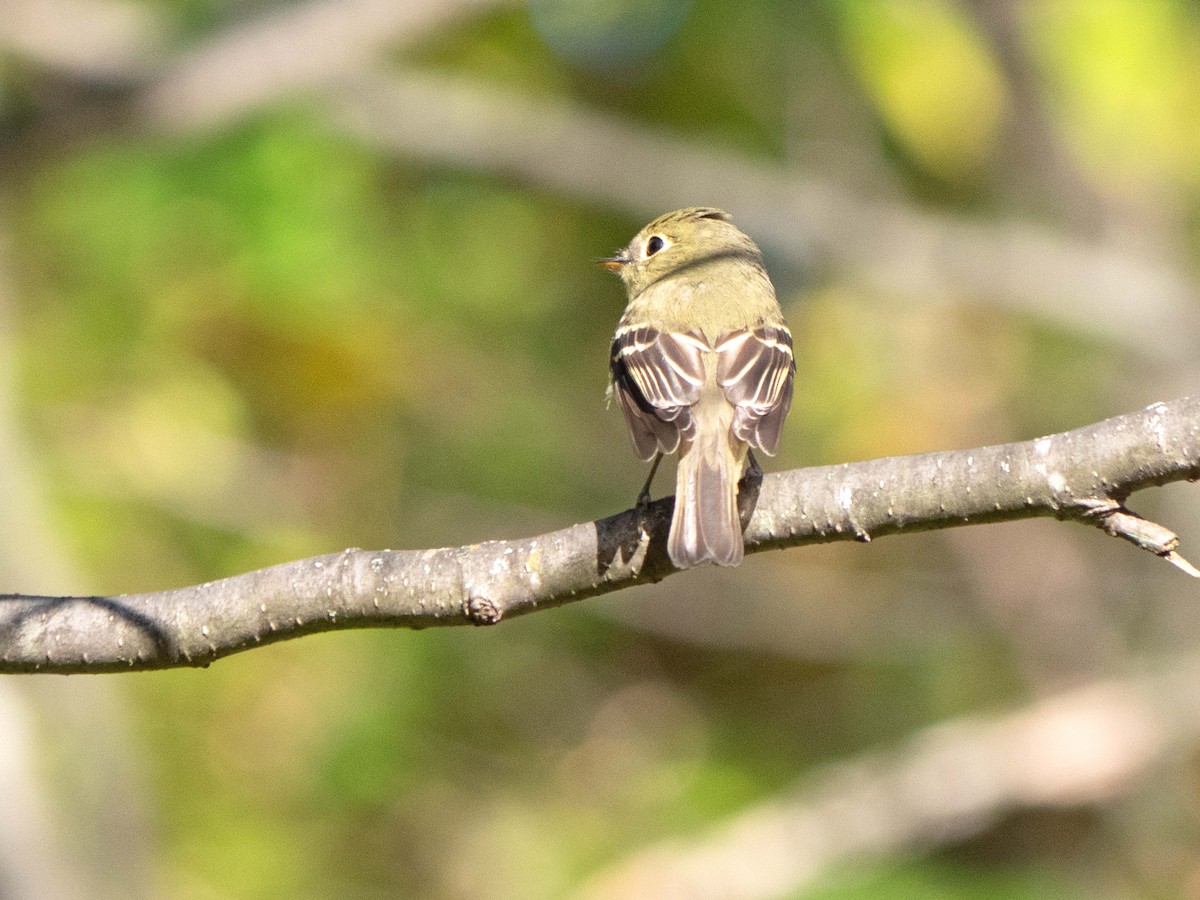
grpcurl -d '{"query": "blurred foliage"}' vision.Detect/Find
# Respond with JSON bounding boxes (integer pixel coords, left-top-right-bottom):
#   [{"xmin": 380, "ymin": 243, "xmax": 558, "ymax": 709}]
[
  {"xmin": 799, "ymin": 858, "xmax": 1073, "ymax": 900},
  {"xmin": 836, "ymin": 0, "xmax": 1006, "ymax": 178},
  {"xmin": 1028, "ymin": 0, "xmax": 1200, "ymax": 190},
  {"xmin": 4, "ymin": 0, "xmax": 1199, "ymax": 897}
]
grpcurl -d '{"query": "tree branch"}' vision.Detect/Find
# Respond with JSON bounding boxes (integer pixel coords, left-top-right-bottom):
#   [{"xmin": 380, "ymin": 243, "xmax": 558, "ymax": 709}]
[
  {"xmin": 2, "ymin": 397, "xmax": 1197, "ymax": 674},
  {"xmin": 137, "ymin": 0, "xmax": 516, "ymax": 129},
  {"xmin": 579, "ymin": 654, "xmax": 1200, "ymax": 900},
  {"xmin": 327, "ymin": 70, "xmax": 1200, "ymax": 362},
  {"xmin": 11, "ymin": 0, "xmax": 1198, "ymax": 362}
]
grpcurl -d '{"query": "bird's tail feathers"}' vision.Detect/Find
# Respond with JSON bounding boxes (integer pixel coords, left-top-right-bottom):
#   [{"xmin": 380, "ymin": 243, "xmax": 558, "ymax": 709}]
[{"xmin": 668, "ymin": 424, "xmax": 744, "ymax": 568}]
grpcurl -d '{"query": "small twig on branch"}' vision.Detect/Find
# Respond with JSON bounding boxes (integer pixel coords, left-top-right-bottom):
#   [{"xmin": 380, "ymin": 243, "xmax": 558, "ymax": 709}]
[{"xmin": 1, "ymin": 398, "xmax": 1197, "ymax": 675}]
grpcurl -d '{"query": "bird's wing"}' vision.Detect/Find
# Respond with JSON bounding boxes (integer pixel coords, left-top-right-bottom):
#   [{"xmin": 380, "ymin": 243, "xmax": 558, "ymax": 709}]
[
  {"xmin": 715, "ymin": 323, "xmax": 795, "ymax": 455},
  {"xmin": 610, "ymin": 325, "xmax": 708, "ymax": 459}
]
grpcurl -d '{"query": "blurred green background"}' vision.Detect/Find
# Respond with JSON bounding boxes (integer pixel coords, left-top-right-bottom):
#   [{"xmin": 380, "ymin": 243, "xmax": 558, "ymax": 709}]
[{"xmin": 1, "ymin": 0, "xmax": 1199, "ymax": 897}]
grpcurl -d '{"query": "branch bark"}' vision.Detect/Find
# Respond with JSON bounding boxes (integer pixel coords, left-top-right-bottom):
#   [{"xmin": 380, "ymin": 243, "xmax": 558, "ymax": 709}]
[{"xmin": 1, "ymin": 397, "xmax": 1197, "ymax": 674}]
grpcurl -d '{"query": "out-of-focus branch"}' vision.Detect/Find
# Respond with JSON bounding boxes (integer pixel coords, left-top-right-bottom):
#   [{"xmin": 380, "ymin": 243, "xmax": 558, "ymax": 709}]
[
  {"xmin": 327, "ymin": 70, "xmax": 1200, "ymax": 362},
  {"xmin": 0, "ymin": 215, "xmax": 151, "ymax": 897},
  {"xmin": 0, "ymin": 212, "xmax": 90, "ymax": 900},
  {"xmin": 963, "ymin": 0, "xmax": 1119, "ymax": 235},
  {"xmin": 579, "ymin": 656, "xmax": 1200, "ymax": 900},
  {"xmin": 0, "ymin": 0, "xmax": 516, "ymax": 90},
  {"xmin": 0, "ymin": 0, "xmax": 160, "ymax": 80},
  {"xmin": 0, "ymin": 398, "xmax": 1196, "ymax": 674},
  {"xmin": 138, "ymin": 0, "xmax": 518, "ymax": 129},
  {"xmin": 9, "ymin": 0, "xmax": 1197, "ymax": 361}
]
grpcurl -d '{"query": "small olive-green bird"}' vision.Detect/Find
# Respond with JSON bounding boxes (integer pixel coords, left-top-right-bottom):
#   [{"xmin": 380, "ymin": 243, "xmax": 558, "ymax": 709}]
[{"xmin": 601, "ymin": 207, "xmax": 794, "ymax": 568}]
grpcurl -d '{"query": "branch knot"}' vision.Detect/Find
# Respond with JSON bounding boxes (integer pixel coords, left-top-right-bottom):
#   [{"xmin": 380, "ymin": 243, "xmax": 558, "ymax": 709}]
[{"xmin": 465, "ymin": 594, "xmax": 502, "ymax": 626}]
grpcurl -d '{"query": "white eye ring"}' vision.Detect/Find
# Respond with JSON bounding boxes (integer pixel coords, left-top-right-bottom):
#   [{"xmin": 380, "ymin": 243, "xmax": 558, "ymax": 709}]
[{"xmin": 645, "ymin": 234, "xmax": 670, "ymax": 257}]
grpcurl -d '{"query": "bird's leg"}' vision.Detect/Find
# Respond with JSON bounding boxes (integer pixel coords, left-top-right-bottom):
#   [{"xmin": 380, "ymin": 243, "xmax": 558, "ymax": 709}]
[
  {"xmin": 636, "ymin": 452, "xmax": 663, "ymax": 510},
  {"xmin": 745, "ymin": 448, "xmax": 763, "ymax": 482},
  {"xmin": 737, "ymin": 448, "xmax": 765, "ymax": 526}
]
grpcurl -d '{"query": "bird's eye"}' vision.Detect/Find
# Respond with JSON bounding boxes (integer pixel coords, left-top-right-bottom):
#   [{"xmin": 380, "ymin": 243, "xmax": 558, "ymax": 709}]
[{"xmin": 646, "ymin": 235, "xmax": 666, "ymax": 256}]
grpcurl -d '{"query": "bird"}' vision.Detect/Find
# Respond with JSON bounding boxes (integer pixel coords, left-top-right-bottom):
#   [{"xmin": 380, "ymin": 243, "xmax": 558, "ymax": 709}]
[{"xmin": 601, "ymin": 207, "xmax": 794, "ymax": 568}]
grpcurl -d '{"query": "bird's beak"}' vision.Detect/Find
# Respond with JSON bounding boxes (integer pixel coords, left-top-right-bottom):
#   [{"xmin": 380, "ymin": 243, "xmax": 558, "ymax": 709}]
[{"xmin": 597, "ymin": 255, "xmax": 628, "ymax": 273}]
